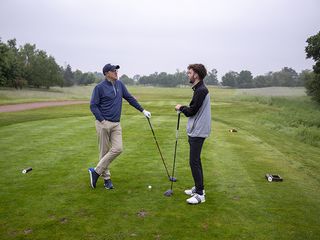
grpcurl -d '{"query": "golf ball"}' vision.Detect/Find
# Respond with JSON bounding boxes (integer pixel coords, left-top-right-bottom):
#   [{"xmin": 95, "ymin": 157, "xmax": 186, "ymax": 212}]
[
  {"xmin": 22, "ymin": 167, "xmax": 32, "ymax": 174},
  {"xmin": 148, "ymin": 185, "xmax": 152, "ymax": 189}
]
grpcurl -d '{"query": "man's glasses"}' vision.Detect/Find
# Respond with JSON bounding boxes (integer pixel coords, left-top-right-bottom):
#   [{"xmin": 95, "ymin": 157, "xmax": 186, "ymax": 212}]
[{"xmin": 110, "ymin": 69, "xmax": 118, "ymax": 73}]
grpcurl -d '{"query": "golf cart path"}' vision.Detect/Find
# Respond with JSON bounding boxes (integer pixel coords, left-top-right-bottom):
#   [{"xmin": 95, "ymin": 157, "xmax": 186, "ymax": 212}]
[{"xmin": 0, "ymin": 100, "xmax": 88, "ymax": 112}]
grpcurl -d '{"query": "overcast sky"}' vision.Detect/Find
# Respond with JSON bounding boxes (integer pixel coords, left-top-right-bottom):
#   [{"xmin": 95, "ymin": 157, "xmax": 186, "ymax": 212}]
[{"xmin": 1, "ymin": 0, "xmax": 319, "ymax": 79}]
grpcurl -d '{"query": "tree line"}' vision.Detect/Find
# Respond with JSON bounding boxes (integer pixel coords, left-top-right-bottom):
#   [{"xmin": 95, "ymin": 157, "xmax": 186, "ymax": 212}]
[
  {"xmin": 62, "ymin": 64, "xmax": 102, "ymax": 87},
  {"xmin": 1, "ymin": 33, "xmax": 319, "ymax": 104},
  {"xmin": 118, "ymin": 69, "xmax": 216, "ymax": 87},
  {"xmin": 0, "ymin": 37, "xmax": 314, "ymax": 89},
  {"xmin": 0, "ymin": 38, "xmax": 100, "ymax": 89},
  {"xmin": 124, "ymin": 31, "xmax": 320, "ymax": 103},
  {"xmin": 120, "ymin": 67, "xmax": 310, "ymax": 88},
  {"xmin": 220, "ymin": 68, "xmax": 309, "ymax": 88}
]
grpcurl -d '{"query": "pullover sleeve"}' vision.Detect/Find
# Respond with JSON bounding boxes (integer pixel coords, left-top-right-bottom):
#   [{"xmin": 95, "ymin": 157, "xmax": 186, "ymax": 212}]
[
  {"xmin": 121, "ymin": 81, "xmax": 144, "ymax": 112},
  {"xmin": 180, "ymin": 87, "xmax": 208, "ymax": 117},
  {"xmin": 90, "ymin": 86, "xmax": 104, "ymax": 121}
]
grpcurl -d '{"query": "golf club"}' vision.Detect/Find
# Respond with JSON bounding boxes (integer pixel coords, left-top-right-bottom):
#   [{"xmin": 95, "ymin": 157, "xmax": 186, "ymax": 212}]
[
  {"xmin": 164, "ymin": 111, "xmax": 181, "ymax": 197},
  {"xmin": 146, "ymin": 117, "xmax": 177, "ymax": 182}
]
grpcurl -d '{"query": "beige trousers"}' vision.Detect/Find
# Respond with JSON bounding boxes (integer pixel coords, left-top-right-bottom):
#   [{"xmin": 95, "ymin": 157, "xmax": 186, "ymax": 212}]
[{"xmin": 94, "ymin": 120, "xmax": 123, "ymax": 180}]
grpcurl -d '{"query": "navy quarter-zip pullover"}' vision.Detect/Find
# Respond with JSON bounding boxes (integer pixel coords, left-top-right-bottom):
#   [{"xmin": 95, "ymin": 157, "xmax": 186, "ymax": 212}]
[{"xmin": 90, "ymin": 79, "xmax": 143, "ymax": 122}]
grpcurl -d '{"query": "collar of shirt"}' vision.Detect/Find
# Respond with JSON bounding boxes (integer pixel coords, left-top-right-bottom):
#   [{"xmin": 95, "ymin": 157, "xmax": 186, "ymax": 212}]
[
  {"xmin": 104, "ymin": 78, "xmax": 116, "ymax": 85},
  {"xmin": 192, "ymin": 80, "xmax": 204, "ymax": 91}
]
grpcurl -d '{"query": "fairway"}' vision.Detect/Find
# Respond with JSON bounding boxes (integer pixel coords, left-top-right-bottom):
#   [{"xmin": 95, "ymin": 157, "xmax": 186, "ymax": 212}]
[{"xmin": 0, "ymin": 87, "xmax": 319, "ymax": 239}]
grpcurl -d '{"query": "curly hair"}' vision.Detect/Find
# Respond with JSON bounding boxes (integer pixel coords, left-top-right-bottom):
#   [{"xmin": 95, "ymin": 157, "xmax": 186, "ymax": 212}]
[{"xmin": 187, "ymin": 64, "xmax": 207, "ymax": 80}]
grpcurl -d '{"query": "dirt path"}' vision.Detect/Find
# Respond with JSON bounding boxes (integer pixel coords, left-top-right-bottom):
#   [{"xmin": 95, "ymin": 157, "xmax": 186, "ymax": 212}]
[{"xmin": 0, "ymin": 100, "xmax": 88, "ymax": 113}]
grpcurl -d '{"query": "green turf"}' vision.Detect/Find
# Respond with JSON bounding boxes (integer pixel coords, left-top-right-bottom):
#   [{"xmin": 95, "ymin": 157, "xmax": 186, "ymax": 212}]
[
  {"xmin": 0, "ymin": 87, "xmax": 319, "ymax": 239},
  {"xmin": 0, "ymin": 86, "xmax": 93, "ymax": 105}
]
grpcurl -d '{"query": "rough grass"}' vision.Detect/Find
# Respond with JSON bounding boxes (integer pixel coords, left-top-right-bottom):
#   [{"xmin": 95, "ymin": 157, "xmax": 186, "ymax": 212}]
[
  {"xmin": 235, "ymin": 95, "xmax": 320, "ymax": 147},
  {"xmin": 235, "ymin": 87, "xmax": 306, "ymax": 97},
  {"xmin": 0, "ymin": 86, "xmax": 319, "ymax": 239}
]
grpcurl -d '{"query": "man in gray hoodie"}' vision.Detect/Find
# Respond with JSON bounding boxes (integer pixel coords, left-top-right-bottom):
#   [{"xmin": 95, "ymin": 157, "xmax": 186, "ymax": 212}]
[{"xmin": 175, "ymin": 64, "xmax": 211, "ymax": 204}]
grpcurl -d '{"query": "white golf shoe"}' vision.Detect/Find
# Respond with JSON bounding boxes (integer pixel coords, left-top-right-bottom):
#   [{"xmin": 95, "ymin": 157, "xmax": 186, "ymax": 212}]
[
  {"xmin": 184, "ymin": 186, "xmax": 205, "ymax": 196},
  {"xmin": 186, "ymin": 193, "xmax": 206, "ymax": 204}
]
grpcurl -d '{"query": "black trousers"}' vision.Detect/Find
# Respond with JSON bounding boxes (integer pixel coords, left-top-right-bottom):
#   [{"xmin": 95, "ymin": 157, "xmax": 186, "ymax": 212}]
[{"xmin": 188, "ymin": 136, "xmax": 205, "ymax": 195}]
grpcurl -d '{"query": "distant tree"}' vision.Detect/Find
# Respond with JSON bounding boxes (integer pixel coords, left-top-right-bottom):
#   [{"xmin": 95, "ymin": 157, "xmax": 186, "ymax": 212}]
[
  {"xmin": 221, "ymin": 71, "xmax": 239, "ymax": 87},
  {"xmin": 156, "ymin": 72, "xmax": 167, "ymax": 86},
  {"xmin": 305, "ymin": 73, "xmax": 320, "ymax": 103},
  {"xmin": 18, "ymin": 43, "xmax": 37, "ymax": 85},
  {"xmin": 120, "ymin": 74, "xmax": 134, "ymax": 85},
  {"xmin": 137, "ymin": 70, "xmax": 187, "ymax": 87},
  {"xmin": 138, "ymin": 72, "xmax": 153, "ymax": 86},
  {"xmin": 0, "ymin": 38, "xmax": 86, "ymax": 89},
  {"xmin": 138, "ymin": 75, "xmax": 150, "ymax": 85},
  {"xmin": 7, "ymin": 39, "xmax": 22, "ymax": 87},
  {"xmin": 174, "ymin": 70, "xmax": 188, "ymax": 86},
  {"xmin": 305, "ymin": 31, "xmax": 320, "ymax": 103},
  {"xmin": 47, "ymin": 56, "xmax": 63, "ymax": 88},
  {"xmin": 0, "ymin": 39, "xmax": 23, "ymax": 88},
  {"xmin": 253, "ymin": 72, "xmax": 272, "ymax": 88},
  {"xmin": 306, "ymin": 31, "xmax": 320, "ymax": 73},
  {"xmin": 73, "ymin": 69, "xmax": 83, "ymax": 85},
  {"xmin": 133, "ymin": 74, "xmax": 141, "ymax": 83},
  {"xmin": 63, "ymin": 64, "xmax": 74, "ymax": 87},
  {"xmin": 272, "ymin": 67, "xmax": 298, "ymax": 87},
  {"xmin": 298, "ymin": 69, "xmax": 313, "ymax": 87},
  {"xmin": 238, "ymin": 70, "xmax": 253, "ymax": 88},
  {"xmin": 74, "ymin": 69, "xmax": 97, "ymax": 85},
  {"xmin": 30, "ymin": 50, "xmax": 50, "ymax": 88},
  {"xmin": 204, "ymin": 68, "xmax": 218, "ymax": 85},
  {"xmin": 81, "ymin": 72, "xmax": 96, "ymax": 85},
  {"xmin": 0, "ymin": 39, "xmax": 11, "ymax": 86},
  {"xmin": 93, "ymin": 71, "xmax": 104, "ymax": 83}
]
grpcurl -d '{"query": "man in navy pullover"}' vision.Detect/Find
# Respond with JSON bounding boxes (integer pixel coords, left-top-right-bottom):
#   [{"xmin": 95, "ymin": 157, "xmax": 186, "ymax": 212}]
[{"xmin": 88, "ymin": 63, "xmax": 151, "ymax": 189}]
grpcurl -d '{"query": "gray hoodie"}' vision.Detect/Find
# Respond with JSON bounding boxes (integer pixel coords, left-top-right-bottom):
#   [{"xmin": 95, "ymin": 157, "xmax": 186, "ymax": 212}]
[
  {"xmin": 180, "ymin": 81, "xmax": 211, "ymax": 138},
  {"xmin": 187, "ymin": 93, "xmax": 211, "ymax": 138}
]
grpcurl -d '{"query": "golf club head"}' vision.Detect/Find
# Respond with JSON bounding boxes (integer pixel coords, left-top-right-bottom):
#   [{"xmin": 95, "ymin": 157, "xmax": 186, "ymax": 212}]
[
  {"xmin": 164, "ymin": 189, "xmax": 173, "ymax": 197},
  {"xmin": 169, "ymin": 176, "xmax": 177, "ymax": 182}
]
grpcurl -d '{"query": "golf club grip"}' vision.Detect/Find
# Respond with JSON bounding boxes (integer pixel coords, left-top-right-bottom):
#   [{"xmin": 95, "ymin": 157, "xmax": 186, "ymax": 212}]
[{"xmin": 177, "ymin": 112, "xmax": 181, "ymax": 130}]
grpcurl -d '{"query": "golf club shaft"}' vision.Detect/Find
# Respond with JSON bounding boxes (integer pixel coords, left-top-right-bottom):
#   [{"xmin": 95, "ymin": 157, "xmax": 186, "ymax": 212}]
[
  {"xmin": 146, "ymin": 117, "xmax": 171, "ymax": 178},
  {"xmin": 170, "ymin": 112, "xmax": 181, "ymax": 190}
]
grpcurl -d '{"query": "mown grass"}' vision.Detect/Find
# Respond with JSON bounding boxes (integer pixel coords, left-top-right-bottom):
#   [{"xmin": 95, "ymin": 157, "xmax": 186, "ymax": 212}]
[
  {"xmin": 0, "ymin": 86, "xmax": 319, "ymax": 239},
  {"xmin": 0, "ymin": 86, "xmax": 94, "ymax": 105},
  {"xmin": 0, "ymin": 85, "xmax": 235, "ymax": 105}
]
